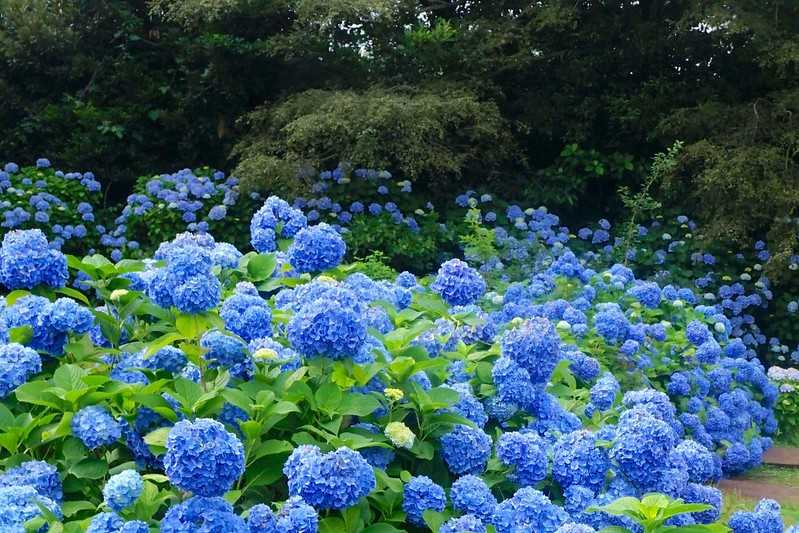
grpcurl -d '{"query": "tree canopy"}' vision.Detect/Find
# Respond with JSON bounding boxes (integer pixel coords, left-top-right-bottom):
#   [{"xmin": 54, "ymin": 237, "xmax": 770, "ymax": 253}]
[{"xmin": 0, "ymin": 0, "xmax": 796, "ymax": 241}]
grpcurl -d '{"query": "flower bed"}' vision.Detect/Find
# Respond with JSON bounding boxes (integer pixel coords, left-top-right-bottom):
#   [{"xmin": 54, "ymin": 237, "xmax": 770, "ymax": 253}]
[{"xmin": 0, "ymin": 178, "xmax": 795, "ymax": 531}]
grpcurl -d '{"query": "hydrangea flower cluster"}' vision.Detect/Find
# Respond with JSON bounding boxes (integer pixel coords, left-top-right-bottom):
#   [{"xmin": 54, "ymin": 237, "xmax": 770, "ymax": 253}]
[
  {"xmin": 283, "ymin": 445, "xmax": 376, "ymax": 510},
  {"xmin": 72, "ymin": 406, "xmax": 122, "ymax": 450},
  {"xmin": 105, "ymin": 167, "xmax": 257, "ymax": 259},
  {"xmin": 102, "ymin": 470, "xmax": 143, "ymax": 511},
  {"xmin": 0, "ymin": 485, "xmax": 62, "ymax": 531},
  {"xmin": 0, "ymin": 181, "xmax": 795, "ymax": 532},
  {"xmin": 164, "ymin": 418, "xmax": 245, "ymax": 497},
  {"xmin": 0, "ymin": 343, "xmax": 42, "ymax": 398},
  {"xmin": 287, "ymin": 287, "xmax": 366, "ymax": 360},
  {"xmin": 147, "ymin": 238, "xmax": 221, "ymax": 313},
  {"xmin": 251, "ymin": 195, "xmax": 307, "ymax": 253},
  {"xmin": 247, "ymin": 497, "xmax": 318, "ymax": 532},
  {"xmin": 0, "ymin": 229, "xmax": 68, "ymax": 289},
  {"xmin": 0, "ymin": 160, "xmax": 101, "ymax": 252},
  {"xmin": 287, "ymin": 223, "xmax": 346, "ymax": 272},
  {"xmin": 1, "ymin": 295, "xmax": 94, "ymax": 355},
  {"xmin": 431, "ymin": 259, "xmax": 486, "ymax": 305}
]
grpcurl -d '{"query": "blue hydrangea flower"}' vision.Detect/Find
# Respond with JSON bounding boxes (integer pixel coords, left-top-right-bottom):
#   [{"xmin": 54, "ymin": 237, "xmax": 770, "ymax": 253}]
[
  {"xmin": 352, "ymin": 423, "xmax": 394, "ymax": 469},
  {"xmin": 610, "ymin": 407, "xmax": 679, "ymax": 491},
  {"xmin": 492, "ymin": 356, "xmax": 535, "ymax": 410},
  {"xmin": 287, "ymin": 223, "xmax": 346, "ymax": 273},
  {"xmin": 552, "ymin": 430, "xmax": 610, "ymax": 492},
  {"xmin": 218, "ymin": 402, "xmax": 249, "ymax": 433},
  {"xmin": 144, "ymin": 346, "xmax": 187, "ymax": 374},
  {"xmin": 250, "ymin": 196, "xmax": 307, "ymax": 253},
  {"xmin": 686, "ymin": 320, "xmax": 711, "ymax": 345},
  {"xmin": 589, "ymin": 373, "xmax": 619, "ymax": 411},
  {"xmin": 501, "ymin": 318, "xmax": 561, "ymax": 384},
  {"xmin": 492, "ymin": 487, "xmax": 568, "ymax": 532},
  {"xmin": 440, "ymin": 425, "xmax": 491, "ymax": 475},
  {"xmin": 275, "ymin": 496, "xmax": 319, "ymax": 532},
  {"xmin": 402, "ymin": 476, "xmax": 446, "ymax": 526},
  {"xmin": 164, "ymin": 418, "xmax": 245, "ymax": 497},
  {"xmin": 696, "ymin": 339, "xmax": 721, "ymax": 364},
  {"xmin": 441, "ymin": 514, "xmax": 486, "ymax": 533},
  {"xmin": 72, "ymin": 406, "xmax": 122, "ymax": 450},
  {"xmin": 0, "ymin": 460, "xmax": 62, "ymax": 502},
  {"xmin": 0, "ymin": 485, "xmax": 62, "ymax": 531},
  {"xmin": 102, "ymin": 470, "xmax": 143, "ymax": 511},
  {"xmin": 200, "ymin": 331, "xmax": 254, "ymax": 380},
  {"xmin": 287, "ymin": 292, "xmax": 366, "ymax": 360},
  {"xmin": 119, "ymin": 521, "xmax": 149, "ymax": 533},
  {"xmin": 673, "ymin": 440, "xmax": 721, "ymax": 483},
  {"xmin": 681, "ymin": 482, "xmax": 722, "ymax": 524},
  {"xmin": 431, "ymin": 259, "xmax": 486, "ymax": 306},
  {"xmin": 247, "ymin": 503, "xmax": 277, "ymax": 531},
  {"xmin": 161, "ymin": 496, "xmax": 248, "ymax": 533},
  {"xmin": 450, "ymin": 475, "xmax": 497, "ymax": 522},
  {"xmin": 0, "ymin": 229, "xmax": 68, "ymax": 289},
  {"xmin": 283, "ymin": 445, "xmax": 375, "ymax": 510},
  {"xmin": 86, "ymin": 511, "xmax": 124, "ymax": 533},
  {"xmin": 444, "ymin": 383, "xmax": 488, "ymax": 428},
  {"xmin": 147, "ymin": 240, "xmax": 220, "ymax": 313},
  {"xmin": 593, "ymin": 305, "xmax": 629, "ymax": 344},
  {"xmin": 173, "ymin": 274, "xmax": 222, "ymax": 314},
  {"xmin": 496, "ymin": 431, "xmax": 548, "ymax": 486},
  {"xmin": 220, "ymin": 291, "xmax": 273, "ymax": 341},
  {"xmin": 44, "ymin": 297, "xmax": 95, "ymax": 333},
  {"xmin": 0, "ymin": 343, "xmax": 41, "ymax": 398},
  {"xmin": 554, "ymin": 524, "xmax": 596, "ymax": 533},
  {"xmin": 627, "ymin": 281, "xmax": 661, "ymax": 308}
]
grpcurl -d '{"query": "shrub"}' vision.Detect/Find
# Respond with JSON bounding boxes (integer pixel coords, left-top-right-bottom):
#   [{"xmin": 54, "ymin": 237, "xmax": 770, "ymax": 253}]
[
  {"xmin": 0, "ymin": 183, "xmax": 789, "ymax": 532},
  {"xmin": 104, "ymin": 167, "xmax": 264, "ymax": 258},
  {"xmin": 0, "ymin": 159, "xmax": 103, "ymax": 254},
  {"xmin": 767, "ymin": 366, "xmax": 799, "ymax": 446}
]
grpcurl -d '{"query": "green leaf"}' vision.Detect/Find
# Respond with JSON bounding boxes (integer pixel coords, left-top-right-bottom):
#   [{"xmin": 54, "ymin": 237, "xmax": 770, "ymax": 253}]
[
  {"xmin": 591, "ymin": 497, "xmax": 641, "ymax": 516},
  {"xmin": 144, "ymin": 427, "xmax": 171, "ymax": 450},
  {"xmin": 659, "ymin": 526, "xmax": 730, "ymax": 533},
  {"xmin": 246, "ymin": 253, "xmax": 277, "ymax": 281},
  {"xmin": 9, "ymin": 325, "xmax": 32, "ymax": 344},
  {"xmin": 15, "ymin": 381, "xmax": 64, "ymax": 409},
  {"xmin": 5, "ymin": 289, "xmax": 30, "ymax": 306},
  {"xmin": 423, "ymin": 509, "xmax": 449, "ymax": 532},
  {"xmin": 362, "ymin": 525, "xmax": 404, "ymax": 533},
  {"xmin": 339, "ymin": 393, "xmax": 381, "ymax": 416},
  {"xmin": 315, "ymin": 383, "xmax": 343, "ymax": 415},
  {"xmin": 56, "ymin": 287, "xmax": 91, "ymax": 306},
  {"xmin": 53, "ymin": 365, "xmax": 88, "ymax": 391},
  {"xmin": 144, "ymin": 333, "xmax": 185, "ymax": 357},
  {"xmin": 61, "ymin": 501, "xmax": 96, "ymax": 517},
  {"xmin": 266, "ymin": 401, "xmax": 300, "ymax": 416},
  {"xmin": 252, "ymin": 439, "xmax": 294, "ymax": 458},
  {"xmin": 0, "ymin": 403, "xmax": 15, "ymax": 428},
  {"xmin": 69, "ymin": 458, "xmax": 108, "ymax": 479},
  {"xmin": 243, "ymin": 455, "xmax": 285, "ymax": 489},
  {"xmin": 175, "ymin": 314, "xmax": 207, "ymax": 339},
  {"xmin": 424, "ymin": 387, "xmax": 460, "ymax": 410},
  {"xmin": 319, "ymin": 517, "xmax": 346, "ymax": 533}
]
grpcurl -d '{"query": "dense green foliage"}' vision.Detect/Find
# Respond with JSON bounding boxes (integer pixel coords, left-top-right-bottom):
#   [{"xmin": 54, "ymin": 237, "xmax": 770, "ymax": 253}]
[{"xmin": 1, "ymin": 1, "xmax": 797, "ymax": 244}]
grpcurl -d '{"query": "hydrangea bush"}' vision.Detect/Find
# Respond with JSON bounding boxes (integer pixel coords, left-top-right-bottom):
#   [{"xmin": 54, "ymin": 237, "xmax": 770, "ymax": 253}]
[
  {"xmin": 0, "ymin": 160, "xmax": 102, "ymax": 254},
  {"xmin": 0, "ymin": 164, "xmax": 795, "ymax": 532},
  {"xmin": 102, "ymin": 167, "xmax": 264, "ymax": 260}
]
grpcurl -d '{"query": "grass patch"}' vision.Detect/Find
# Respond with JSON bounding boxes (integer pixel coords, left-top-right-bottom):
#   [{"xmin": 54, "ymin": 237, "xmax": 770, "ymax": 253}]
[
  {"xmin": 738, "ymin": 465, "xmax": 799, "ymax": 487},
  {"xmin": 720, "ymin": 489, "xmax": 799, "ymax": 526}
]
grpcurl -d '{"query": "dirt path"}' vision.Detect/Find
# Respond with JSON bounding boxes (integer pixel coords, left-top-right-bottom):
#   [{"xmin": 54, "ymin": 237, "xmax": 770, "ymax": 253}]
[
  {"xmin": 718, "ymin": 478, "xmax": 799, "ymax": 505},
  {"xmin": 718, "ymin": 448, "xmax": 799, "ymax": 505},
  {"xmin": 763, "ymin": 447, "xmax": 799, "ymax": 467}
]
